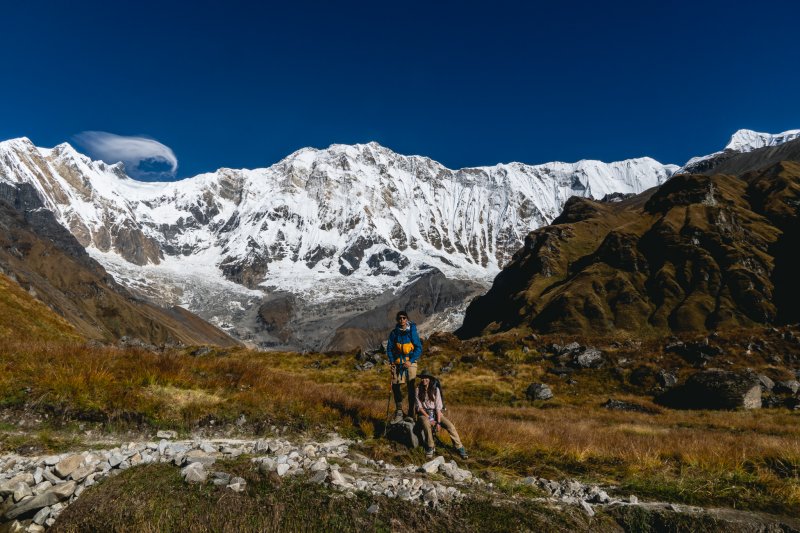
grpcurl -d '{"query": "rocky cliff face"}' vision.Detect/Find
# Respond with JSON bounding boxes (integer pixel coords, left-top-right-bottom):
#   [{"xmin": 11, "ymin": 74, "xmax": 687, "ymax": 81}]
[
  {"xmin": 457, "ymin": 144, "xmax": 800, "ymax": 338},
  {"xmin": 0, "ymin": 137, "xmax": 677, "ymax": 350}
]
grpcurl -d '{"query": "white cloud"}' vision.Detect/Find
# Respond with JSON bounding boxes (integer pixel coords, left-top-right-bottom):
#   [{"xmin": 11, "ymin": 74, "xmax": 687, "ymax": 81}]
[{"xmin": 74, "ymin": 131, "xmax": 178, "ymax": 180}]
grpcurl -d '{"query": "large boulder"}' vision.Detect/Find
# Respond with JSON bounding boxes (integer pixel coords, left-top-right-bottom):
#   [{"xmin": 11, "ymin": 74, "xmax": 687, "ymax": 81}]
[
  {"xmin": 657, "ymin": 370, "xmax": 761, "ymax": 410},
  {"xmin": 385, "ymin": 419, "xmax": 422, "ymax": 448}
]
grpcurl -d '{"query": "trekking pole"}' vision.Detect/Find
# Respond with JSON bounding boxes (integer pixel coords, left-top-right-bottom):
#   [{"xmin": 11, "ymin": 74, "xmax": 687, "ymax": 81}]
[{"xmin": 382, "ymin": 363, "xmax": 395, "ymax": 437}]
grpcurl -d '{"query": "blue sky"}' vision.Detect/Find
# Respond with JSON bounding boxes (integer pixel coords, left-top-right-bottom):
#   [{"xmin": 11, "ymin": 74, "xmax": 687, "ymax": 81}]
[{"xmin": 2, "ymin": 0, "xmax": 799, "ymax": 180}]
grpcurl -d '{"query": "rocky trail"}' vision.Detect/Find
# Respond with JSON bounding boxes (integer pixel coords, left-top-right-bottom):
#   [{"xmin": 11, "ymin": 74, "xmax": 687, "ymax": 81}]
[{"xmin": 1, "ymin": 431, "xmax": 797, "ymax": 532}]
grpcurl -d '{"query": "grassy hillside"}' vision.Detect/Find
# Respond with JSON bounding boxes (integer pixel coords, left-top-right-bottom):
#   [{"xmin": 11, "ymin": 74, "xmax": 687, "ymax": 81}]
[
  {"xmin": 1, "ymin": 330, "xmax": 798, "ymax": 516},
  {"xmin": 458, "ymin": 161, "xmax": 800, "ymax": 339},
  {"xmin": 0, "ymin": 272, "xmax": 81, "ymax": 342},
  {"xmin": 0, "ymin": 189, "xmax": 239, "ymax": 347}
]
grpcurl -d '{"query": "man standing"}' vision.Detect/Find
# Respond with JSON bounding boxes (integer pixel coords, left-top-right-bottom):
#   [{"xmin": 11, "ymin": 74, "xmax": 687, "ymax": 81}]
[{"xmin": 387, "ymin": 310, "xmax": 422, "ymax": 422}]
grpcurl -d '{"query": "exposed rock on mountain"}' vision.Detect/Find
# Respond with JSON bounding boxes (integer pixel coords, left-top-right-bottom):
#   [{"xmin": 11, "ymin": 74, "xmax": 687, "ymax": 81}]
[
  {"xmin": 457, "ymin": 154, "xmax": 800, "ymax": 338},
  {"xmin": 324, "ymin": 268, "xmax": 486, "ymax": 352},
  {"xmin": 0, "ymin": 182, "xmax": 238, "ymax": 346}
]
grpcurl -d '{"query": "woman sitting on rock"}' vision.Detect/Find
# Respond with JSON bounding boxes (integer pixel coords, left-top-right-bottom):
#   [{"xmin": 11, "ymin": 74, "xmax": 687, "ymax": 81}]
[{"xmin": 415, "ymin": 370, "xmax": 468, "ymax": 459}]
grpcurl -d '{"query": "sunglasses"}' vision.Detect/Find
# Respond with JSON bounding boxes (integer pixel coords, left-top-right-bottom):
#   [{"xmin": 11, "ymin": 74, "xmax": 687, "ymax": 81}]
[{"xmin": 397, "ymin": 316, "xmax": 408, "ymax": 321}]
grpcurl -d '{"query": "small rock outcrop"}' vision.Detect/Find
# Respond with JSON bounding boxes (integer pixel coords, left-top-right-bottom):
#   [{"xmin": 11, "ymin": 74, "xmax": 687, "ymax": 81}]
[{"xmin": 525, "ymin": 383, "xmax": 554, "ymax": 401}]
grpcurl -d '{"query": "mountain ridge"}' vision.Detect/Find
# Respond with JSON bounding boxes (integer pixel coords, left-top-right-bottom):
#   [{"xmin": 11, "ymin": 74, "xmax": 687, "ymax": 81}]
[
  {"xmin": 0, "ymin": 136, "xmax": 677, "ymax": 349},
  {"xmin": 457, "ymin": 141, "xmax": 800, "ymax": 338}
]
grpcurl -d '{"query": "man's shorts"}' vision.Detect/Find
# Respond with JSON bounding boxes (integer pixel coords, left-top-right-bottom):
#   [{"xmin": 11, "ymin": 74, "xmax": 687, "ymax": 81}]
[{"xmin": 391, "ymin": 362, "xmax": 417, "ymax": 384}]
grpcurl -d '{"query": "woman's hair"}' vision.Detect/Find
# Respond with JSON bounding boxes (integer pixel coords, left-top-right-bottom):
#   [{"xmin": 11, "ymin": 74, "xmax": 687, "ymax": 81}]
[{"xmin": 418, "ymin": 377, "xmax": 437, "ymax": 403}]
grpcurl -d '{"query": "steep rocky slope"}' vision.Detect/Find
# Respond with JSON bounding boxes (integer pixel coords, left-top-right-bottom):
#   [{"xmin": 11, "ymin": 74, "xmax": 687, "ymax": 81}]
[
  {"xmin": 0, "ymin": 182, "xmax": 238, "ymax": 346},
  {"xmin": 457, "ymin": 149, "xmax": 800, "ymax": 338}
]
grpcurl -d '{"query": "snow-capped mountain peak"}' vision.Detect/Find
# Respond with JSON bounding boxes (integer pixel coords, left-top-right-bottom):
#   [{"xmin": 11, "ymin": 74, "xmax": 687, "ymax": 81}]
[
  {"xmin": 1, "ymin": 135, "xmax": 682, "ymax": 348},
  {"xmin": 725, "ymin": 128, "xmax": 800, "ymax": 153},
  {"xmin": 682, "ymin": 128, "xmax": 800, "ymax": 172}
]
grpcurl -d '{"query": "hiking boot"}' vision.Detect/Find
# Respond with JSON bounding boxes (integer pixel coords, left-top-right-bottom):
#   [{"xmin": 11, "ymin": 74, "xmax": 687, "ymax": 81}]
[
  {"xmin": 425, "ymin": 447, "xmax": 435, "ymax": 458},
  {"xmin": 391, "ymin": 409, "xmax": 404, "ymax": 423},
  {"xmin": 457, "ymin": 447, "xmax": 469, "ymax": 459}
]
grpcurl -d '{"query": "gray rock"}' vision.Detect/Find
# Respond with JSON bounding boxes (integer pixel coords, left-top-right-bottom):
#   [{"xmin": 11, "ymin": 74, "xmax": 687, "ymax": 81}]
[
  {"xmin": 367, "ymin": 503, "xmax": 379, "ymax": 514},
  {"xmin": 525, "ymin": 383, "xmax": 553, "ymax": 401},
  {"xmin": 574, "ymin": 347, "xmax": 604, "ymax": 368},
  {"xmin": 54, "ymin": 455, "xmax": 83, "ymax": 479},
  {"xmin": 69, "ymin": 465, "xmax": 94, "ymax": 482},
  {"xmin": 184, "ymin": 450, "xmax": 216, "ymax": 467},
  {"xmin": 385, "ymin": 419, "xmax": 420, "ymax": 448},
  {"xmin": 226, "ymin": 477, "xmax": 246, "ymax": 492},
  {"xmin": 310, "ymin": 470, "xmax": 327, "ymax": 484},
  {"xmin": 657, "ymin": 370, "xmax": 678, "ymax": 388},
  {"xmin": 156, "ymin": 430, "xmax": 178, "ymax": 439},
  {"xmin": 329, "ymin": 469, "xmax": 346, "ymax": 484},
  {"xmin": 658, "ymin": 370, "xmax": 762, "ymax": 410},
  {"xmin": 169, "ymin": 443, "xmax": 191, "ymax": 455},
  {"xmin": 561, "ymin": 342, "xmax": 582, "ymax": 354},
  {"xmin": 12, "ymin": 482, "xmax": 31, "ymax": 502},
  {"xmin": 276, "ymin": 464, "xmax": 291, "ymax": 477},
  {"xmin": 419, "ymin": 456, "xmax": 445, "ymax": 474},
  {"xmin": 33, "ymin": 481, "xmax": 52, "ymax": 494},
  {"xmin": 33, "ymin": 468, "xmax": 43, "ymax": 485},
  {"xmin": 222, "ymin": 446, "xmax": 242, "ymax": 457},
  {"xmin": 181, "ymin": 462, "xmax": 207, "ymax": 484},
  {"xmin": 32, "ymin": 506, "xmax": 50, "ymax": 525},
  {"xmin": 758, "ymin": 374, "xmax": 775, "ymax": 391},
  {"xmin": 439, "ymin": 461, "xmax": 471, "ymax": 482},
  {"xmin": 310, "ymin": 458, "xmax": 328, "ymax": 472},
  {"xmin": 579, "ymin": 500, "xmax": 595, "ymax": 517},
  {"xmin": 212, "ymin": 472, "xmax": 232, "ymax": 483},
  {"xmin": 4, "ymin": 481, "xmax": 76, "ymax": 521},
  {"xmin": 42, "ymin": 469, "xmax": 61, "ymax": 485},
  {"xmin": 258, "ymin": 459, "xmax": 275, "ymax": 474},
  {"xmin": 423, "ymin": 489, "xmax": 438, "ymax": 507},
  {"xmin": 0, "ymin": 474, "xmax": 34, "ymax": 496}
]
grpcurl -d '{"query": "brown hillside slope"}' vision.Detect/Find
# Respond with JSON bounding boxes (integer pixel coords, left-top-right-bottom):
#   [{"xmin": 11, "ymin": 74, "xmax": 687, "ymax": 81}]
[
  {"xmin": 0, "ymin": 272, "xmax": 82, "ymax": 342},
  {"xmin": 0, "ymin": 183, "xmax": 239, "ymax": 346},
  {"xmin": 457, "ymin": 161, "xmax": 800, "ymax": 338}
]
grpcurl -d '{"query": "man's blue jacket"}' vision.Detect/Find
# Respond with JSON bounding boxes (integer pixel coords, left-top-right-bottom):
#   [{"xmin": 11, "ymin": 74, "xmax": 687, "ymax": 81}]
[{"xmin": 387, "ymin": 321, "xmax": 422, "ymax": 364}]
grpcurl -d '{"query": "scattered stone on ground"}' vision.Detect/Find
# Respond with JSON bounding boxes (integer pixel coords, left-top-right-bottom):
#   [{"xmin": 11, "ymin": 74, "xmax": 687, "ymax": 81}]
[{"xmin": 0, "ymin": 430, "xmax": 635, "ymax": 531}]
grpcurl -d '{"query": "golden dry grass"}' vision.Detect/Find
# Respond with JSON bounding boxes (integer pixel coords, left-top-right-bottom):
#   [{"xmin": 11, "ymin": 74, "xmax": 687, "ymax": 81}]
[
  {"xmin": 0, "ymin": 273, "xmax": 81, "ymax": 343},
  {"xmin": 0, "ymin": 338, "xmax": 798, "ymax": 513}
]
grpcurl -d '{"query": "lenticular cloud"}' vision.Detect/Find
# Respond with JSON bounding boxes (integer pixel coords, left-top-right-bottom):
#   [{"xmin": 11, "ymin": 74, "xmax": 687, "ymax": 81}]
[{"xmin": 74, "ymin": 131, "xmax": 178, "ymax": 181}]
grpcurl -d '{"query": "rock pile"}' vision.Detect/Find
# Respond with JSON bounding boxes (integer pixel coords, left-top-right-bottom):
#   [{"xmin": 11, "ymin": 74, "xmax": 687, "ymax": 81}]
[
  {"xmin": 1, "ymin": 431, "xmax": 650, "ymax": 531},
  {"xmin": 520, "ymin": 477, "xmax": 638, "ymax": 518},
  {"xmin": 0, "ymin": 433, "xmax": 480, "ymax": 531}
]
